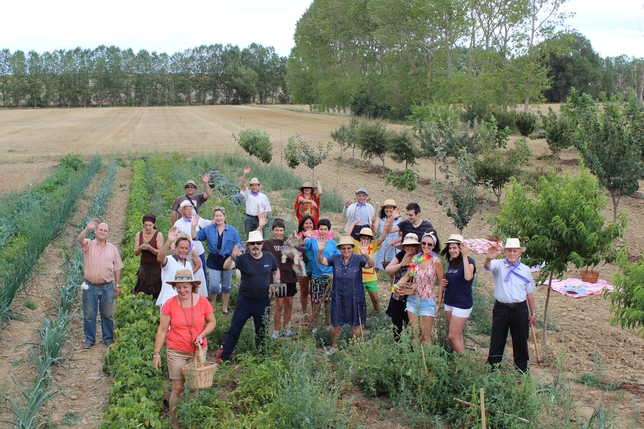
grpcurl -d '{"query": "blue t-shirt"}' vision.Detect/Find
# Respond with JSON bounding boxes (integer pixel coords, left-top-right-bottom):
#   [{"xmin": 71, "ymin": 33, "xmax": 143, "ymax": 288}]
[
  {"xmin": 305, "ymin": 237, "xmax": 339, "ymax": 277},
  {"xmin": 443, "ymin": 256, "xmax": 476, "ymax": 309}
]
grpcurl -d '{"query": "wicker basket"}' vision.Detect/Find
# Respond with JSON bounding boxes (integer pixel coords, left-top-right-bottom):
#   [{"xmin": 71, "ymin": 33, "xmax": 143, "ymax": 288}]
[
  {"xmin": 395, "ymin": 282, "xmax": 417, "ymax": 296},
  {"xmin": 181, "ymin": 344, "xmax": 217, "ymax": 390},
  {"xmin": 580, "ymin": 269, "xmax": 599, "ymax": 283}
]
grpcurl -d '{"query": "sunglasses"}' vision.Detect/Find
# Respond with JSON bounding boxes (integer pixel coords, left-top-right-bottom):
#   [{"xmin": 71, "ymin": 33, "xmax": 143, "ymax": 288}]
[
  {"xmin": 340, "ymin": 246, "xmax": 353, "ymax": 251},
  {"xmin": 185, "ymin": 185, "xmax": 196, "ymax": 189},
  {"xmin": 248, "ymin": 242, "xmax": 263, "ymax": 246},
  {"xmin": 420, "ymin": 242, "xmax": 433, "ymax": 246}
]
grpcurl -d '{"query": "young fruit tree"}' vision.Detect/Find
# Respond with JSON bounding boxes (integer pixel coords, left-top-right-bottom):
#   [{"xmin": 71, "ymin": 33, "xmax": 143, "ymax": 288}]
[
  {"xmin": 474, "ymin": 138, "xmax": 531, "ymax": 203},
  {"xmin": 491, "ymin": 172, "xmax": 625, "ymax": 343},
  {"xmin": 606, "ymin": 252, "xmax": 644, "ymax": 338},
  {"xmin": 300, "ymin": 139, "xmax": 332, "ymax": 182},
  {"xmin": 567, "ymin": 89, "xmax": 644, "ymax": 223},
  {"xmin": 233, "ymin": 128, "xmax": 273, "ymax": 164},
  {"xmin": 438, "ymin": 149, "xmax": 480, "ymax": 234},
  {"xmin": 356, "ymin": 120, "xmax": 388, "ymax": 170},
  {"xmin": 330, "ymin": 117, "xmax": 360, "ymax": 162},
  {"xmin": 539, "ymin": 107, "xmax": 572, "ymax": 164},
  {"xmin": 284, "ymin": 135, "xmax": 301, "ymax": 187},
  {"xmin": 385, "ymin": 169, "xmax": 419, "ymax": 199},
  {"xmin": 387, "ymin": 129, "xmax": 418, "ymax": 169}
]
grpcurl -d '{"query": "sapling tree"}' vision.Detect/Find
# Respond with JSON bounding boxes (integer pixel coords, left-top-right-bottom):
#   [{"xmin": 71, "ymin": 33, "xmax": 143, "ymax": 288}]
[
  {"xmin": 474, "ymin": 138, "xmax": 531, "ymax": 203},
  {"xmin": 438, "ymin": 149, "xmax": 479, "ymax": 233},
  {"xmin": 491, "ymin": 172, "xmax": 625, "ymax": 343},
  {"xmin": 330, "ymin": 117, "xmax": 360, "ymax": 162},
  {"xmin": 567, "ymin": 89, "xmax": 644, "ymax": 223},
  {"xmin": 539, "ymin": 107, "xmax": 572, "ymax": 164},
  {"xmin": 385, "ymin": 169, "xmax": 419, "ymax": 199},
  {"xmin": 607, "ymin": 252, "xmax": 644, "ymax": 338},
  {"xmin": 233, "ymin": 128, "xmax": 273, "ymax": 164},
  {"xmin": 387, "ymin": 129, "xmax": 418, "ymax": 169},
  {"xmin": 284, "ymin": 135, "xmax": 301, "ymax": 187},
  {"xmin": 300, "ymin": 139, "xmax": 332, "ymax": 181},
  {"xmin": 356, "ymin": 120, "xmax": 388, "ymax": 170}
]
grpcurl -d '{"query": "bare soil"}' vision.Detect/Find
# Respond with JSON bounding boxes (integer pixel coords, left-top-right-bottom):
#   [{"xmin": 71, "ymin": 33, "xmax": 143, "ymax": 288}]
[{"xmin": 0, "ymin": 105, "xmax": 643, "ymax": 428}]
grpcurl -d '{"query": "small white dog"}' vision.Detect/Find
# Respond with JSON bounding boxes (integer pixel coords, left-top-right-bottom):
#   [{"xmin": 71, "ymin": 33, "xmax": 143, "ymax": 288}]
[{"xmin": 281, "ymin": 232, "xmax": 307, "ymax": 277}]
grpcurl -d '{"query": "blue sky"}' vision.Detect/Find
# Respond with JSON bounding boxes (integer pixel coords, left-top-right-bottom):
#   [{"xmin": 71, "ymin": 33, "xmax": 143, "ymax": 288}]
[{"xmin": 1, "ymin": 0, "xmax": 643, "ymax": 58}]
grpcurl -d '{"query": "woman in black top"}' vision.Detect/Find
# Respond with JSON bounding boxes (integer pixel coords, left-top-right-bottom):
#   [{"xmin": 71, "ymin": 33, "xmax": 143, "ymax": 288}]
[
  {"xmin": 384, "ymin": 233, "xmax": 422, "ymax": 340},
  {"xmin": 440, "ymin": 234, "xmax": 476, "ymax": 353}
]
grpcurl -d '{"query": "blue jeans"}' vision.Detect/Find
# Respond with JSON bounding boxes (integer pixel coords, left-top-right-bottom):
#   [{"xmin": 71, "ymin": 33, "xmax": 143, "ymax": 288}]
[
  {"xmin": 208, "ymin": 268, "xmax": 233, "ymax": 294},
  {"xmin": 82, "ymin": 281, "xmax": 115, "ymax": 345},
  {"xmin": 218, "ymin": 294, "xmax": 270, "ymax": 361}
]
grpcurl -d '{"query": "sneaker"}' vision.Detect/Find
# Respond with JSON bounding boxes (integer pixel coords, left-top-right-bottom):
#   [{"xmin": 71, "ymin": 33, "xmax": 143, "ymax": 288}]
[
  {"xmin": 104, "ymin": 340, "xmax": 114, "ymax": 348},
  {"xmin": 82, "ymin": 341, "xmax": 94, "ymax": 349},
  {"xmin": 272, "ymin": 330, "xmax": 280, "ymax": 340},
  {"xmin": 282, "ymin": 329, "xmax": 297, "ymax": 338}
]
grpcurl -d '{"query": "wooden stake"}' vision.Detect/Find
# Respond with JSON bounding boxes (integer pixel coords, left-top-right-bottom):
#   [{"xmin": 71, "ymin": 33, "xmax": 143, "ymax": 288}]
[
  {"xmin": 531, "ymin": 325, "xmax": 541, "ymax": 363},
  {"xmin": 453, "ymin": 398, "xmax": 530, "ymax": 424},
  {"xmin": 303, "ymin": 279, "xmax": 331, "ymax": 334},
  {"xmin": 480, "ymin": 388, "xmax": 486, "ymax": 429},
  {"xmin": 419, "ymin": 343, "xmax": 430, "ymax": 376}
]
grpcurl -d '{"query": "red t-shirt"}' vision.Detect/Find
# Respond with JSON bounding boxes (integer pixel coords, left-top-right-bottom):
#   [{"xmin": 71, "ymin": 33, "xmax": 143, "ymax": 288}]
[
  {"xmin": 294, "ymin": 192, "xmax": 320, "ymax": 225},
  {"xmin": 161, "ymin": 295, "xmax": 213, "ymax": 353}
]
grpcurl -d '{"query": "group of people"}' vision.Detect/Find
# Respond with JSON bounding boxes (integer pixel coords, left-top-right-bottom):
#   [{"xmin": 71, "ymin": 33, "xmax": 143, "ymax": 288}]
[{"xmin": 77, "ymin": 166, "xmax": 537, "ymax": 429}]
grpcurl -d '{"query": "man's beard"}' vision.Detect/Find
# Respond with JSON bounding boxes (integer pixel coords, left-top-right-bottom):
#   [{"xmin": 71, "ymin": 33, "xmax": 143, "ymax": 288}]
[{"xmin": 250, "ymin": 248, "xmax": 261, "ymax": 257}]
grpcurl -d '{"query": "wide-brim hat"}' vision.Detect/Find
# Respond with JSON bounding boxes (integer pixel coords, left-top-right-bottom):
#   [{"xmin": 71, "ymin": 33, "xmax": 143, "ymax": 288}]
[
  {"xmin": 446, "ymin": 234, "xmax": 464, "ymax": 244},
  {"xmin": 179, "ymin": 200, "xmax": 194, "ymax": 209},
  {"xmin": 336, "ymin": 236, "xmax": 355, "ymax": 249},
  {"xmin": 395, "ymin": 233, "xmax": 421, "ymax": 250},
  {"xmin": 358, "ymin": 227, "xmax": 374, "ymax": 238},
  {"xmin": 298, "ymin": 181, "xmax": 316, "ymax": 192},
  {"xmin": 247, "ymin": 230, "xmax": 264, "ymax": 243},
  {"xmin": 167, "ymin": 268, "xmax": 201, "ymax": 286},
  {"xmin": 504, "ymin": 238, "xmax": 526, "ymax": 252},
  {"xmin": 185, "ymin": 180, "xmax": 197, "ymax": 188},
  {"xmin": 355, "ymin": 187, "xmax": 368, "ymax": 196},
  {"xmin": 249, "ymin": 177, "xmax": 261, "ymax": 185},
  {"xmin": 382, "ymin": 199, "xmax": 396, "ymax": 208}
]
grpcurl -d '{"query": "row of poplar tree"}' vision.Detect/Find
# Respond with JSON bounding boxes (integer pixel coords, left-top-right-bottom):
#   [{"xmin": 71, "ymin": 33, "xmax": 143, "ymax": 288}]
[{"xmin": 0, "ymin": 43, "xmax": 287, "ymax": 108}]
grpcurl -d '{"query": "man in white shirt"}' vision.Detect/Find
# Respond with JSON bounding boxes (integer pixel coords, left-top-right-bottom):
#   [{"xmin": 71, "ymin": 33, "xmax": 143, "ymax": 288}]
[{"xmin": 240, "ymin": 165, "xmax": 272, "ymax": 239}]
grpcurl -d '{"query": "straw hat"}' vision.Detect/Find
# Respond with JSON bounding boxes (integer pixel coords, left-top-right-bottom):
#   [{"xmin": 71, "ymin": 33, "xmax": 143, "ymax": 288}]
[
  {"xmin": 358, "ymin": 227, "xmax": 374, "ymax": 238},
  {"xmin": 247, "ymin": 231, "xmax": 264, "ymax": 243},
  {"xmin": 382, "ymin": 199, "xmax": 396, "ymax": 207},
  {"xmin": 185, "ymin": 180, "xmax": 197, "ymax": 188},
  {"xmin": 446, "ymin": 234, "xmax": 464, "ymax": 244},
  {"xmin": 298, "ymin": 181, "xmax": 316, "ymax": 192},
  {"xmin": 336, "ymin": 236, "xmax": 355, "ymax": 249},
  {"xmin": 249, "ymin": 177, "xmax": 261, "ymax": 185},
  {"xmin": 504, "ymin": 238, "xmax": 526, "ymax": 252},
  {"xmin": 394, "ymin": 233, "xmax": 421, "ymax": 250},
  {"xmin": 167, "ymin": 268, "xmax": 201, "ymax": 286}
]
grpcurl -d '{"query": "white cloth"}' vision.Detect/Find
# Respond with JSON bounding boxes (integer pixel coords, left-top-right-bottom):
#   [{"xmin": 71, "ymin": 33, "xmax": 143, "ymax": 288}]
[
  {"xmin": 342, "ymin": 202, "xmax": 375, "ymax": 232},
  {"xmin": 240, "ymin": 188, "xmax": 272, "ymax": 215},
  {"xmin": 174, "ymin": 217, "xmax": 210, "ymax": 255},
  {"xmin": 487, "ymin": 259, "xmax": 536, "ymax": 304},
  {"xmin": 156, "ymin": 256, "xmax": 193, "ymax": 307}
]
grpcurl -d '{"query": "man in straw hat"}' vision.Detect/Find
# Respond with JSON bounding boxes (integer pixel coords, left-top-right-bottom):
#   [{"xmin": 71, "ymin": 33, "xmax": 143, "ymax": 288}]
[
  {"xmin": 171, "ymin": 172, "xmax": 212, "ymax": 224},
  {"xmin": 217, "ymin": 230, "xmax": 280, "ymax": 363},
  {"xmin": 342, "ymin": 187, "xmax": 375, "ymax": 241},
  {"xmin": 240, "ymin": 165, "xmax": 272, "ymax": 240},
  {"xmin": 484, "ymin": 238, "xmax": 537, "ymax": 373}
]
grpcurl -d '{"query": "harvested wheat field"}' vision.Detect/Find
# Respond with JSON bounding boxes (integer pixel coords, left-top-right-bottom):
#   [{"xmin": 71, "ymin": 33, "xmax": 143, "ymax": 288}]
[{"xmin": 0, "ymin": 105, "xmax": 643, "ymax": 428}]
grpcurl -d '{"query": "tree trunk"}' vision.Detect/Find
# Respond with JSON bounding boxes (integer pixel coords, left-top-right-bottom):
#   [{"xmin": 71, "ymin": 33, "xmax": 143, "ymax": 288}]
[
  {"xmin": 611, "ymin": 190, "xmax": 620, "ymax": 224},
  {"xmin": 542, "ymin": 270, "xmax": 554, "ymax": 345}
]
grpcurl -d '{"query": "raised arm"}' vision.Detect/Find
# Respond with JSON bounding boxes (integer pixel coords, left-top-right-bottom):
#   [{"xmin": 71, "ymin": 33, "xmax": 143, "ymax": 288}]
[
  {"xmin": 77, "ymin": 218, "xmax": 99, "ymax": 247},
  {"xmin": 223, "ymin": 244, "xmax": 243, "ymax": 270},
  {"xmin": 202, "ymin": 172, "xmax": 212, "ymax": 199},
  {"xmin": 316, "ymin": 239, "xmax": 329, "ymax": 266},
  {"xmin": 191, "ymin": 214, "xmax": 201, "ymax": 240},
  {"xmin": 240, "ymin": 165, "xmax": 250, "ymax": 191},
  {"xmin": 315, "ymin": 174, "xmax": 323, "ymax": 197},
  {"xmin": 461, "ymin": 244, "xmax": 474, "ymax": 281},
  {"xmin": 383, "ymin": 207, "xmax": 402, "ymax": 234},
  {"xmin": 256, "ymin": 211, "xmax": 268, "ymax": 231},
  {"xmin": 359, "ymin": 242, "xmax": 374, "ymax": 268},
  {"xmin": 157, "ymin": 226, "xmax": 178, "ymax": 266},
  {"xmin": 483, "ymin": 245, "xmax": 501, "ymax": 271}
]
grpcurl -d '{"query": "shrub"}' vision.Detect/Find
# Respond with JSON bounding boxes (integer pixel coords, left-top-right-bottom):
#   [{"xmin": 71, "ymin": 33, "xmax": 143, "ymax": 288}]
[
  {"xmin": 515, "ymin": 112, "xmax": 537, "ymax": 136},
  {"xmin": 233, "ymin": 129, "xmax": 273, "ymax": 164}
]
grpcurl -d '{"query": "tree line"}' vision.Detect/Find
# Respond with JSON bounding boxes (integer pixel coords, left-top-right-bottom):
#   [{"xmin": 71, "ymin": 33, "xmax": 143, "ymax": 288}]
[
  {"xmin": 0, "ymin": 43, "xmax": 288, "ymax": 108},
  {"xmin": 287, "ymin": 0, "xmax": 644, "ymax": 119}
]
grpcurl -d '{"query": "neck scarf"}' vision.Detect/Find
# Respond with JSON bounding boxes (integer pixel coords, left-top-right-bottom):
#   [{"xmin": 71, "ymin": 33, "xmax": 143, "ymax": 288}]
[
  {"xmin": 356, "ymin": 201, "xmax": 365, "ymax": 208},
  {"xmin": 504, "ymin": 259, "xmax": 531, "ymax": 283},
  {"xmin": 251, "ymin": 190, "xmax": 260, "ymax": 197},
  {"xmin": 183, "ymin": 217, "xmax": 192, "ymax": 222}
]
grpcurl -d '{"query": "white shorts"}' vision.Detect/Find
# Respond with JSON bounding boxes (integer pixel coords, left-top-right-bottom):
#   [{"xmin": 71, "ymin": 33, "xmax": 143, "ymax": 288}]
[{"xmin": 444, "ymin": 304, "xmax": 473, "ymax": 318}]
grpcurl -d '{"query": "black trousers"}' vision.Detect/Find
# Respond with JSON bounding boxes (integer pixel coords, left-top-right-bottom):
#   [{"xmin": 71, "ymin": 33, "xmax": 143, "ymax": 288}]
[
  {"xmin": 487, "ymin": 300, "xmax": 530, "ymax": 372},
  {"xmin": 386, "ymin": 294, "xmax": 409, "ymax": 342}
]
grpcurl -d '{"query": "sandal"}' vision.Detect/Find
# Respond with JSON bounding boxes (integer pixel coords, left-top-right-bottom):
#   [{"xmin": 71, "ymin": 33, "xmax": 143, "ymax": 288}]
[
  {"xmin": 301, "ymin": 315, "xmax": 311, "ymax": 326},
  {"xmin": 222, "ymin": 309, "xmax": 230, "ymax": 315}
]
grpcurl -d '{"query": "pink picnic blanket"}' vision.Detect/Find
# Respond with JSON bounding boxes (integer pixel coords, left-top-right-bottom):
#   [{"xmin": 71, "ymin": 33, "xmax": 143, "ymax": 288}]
[
  {"xmin": 463, "ymin": 238, "xmax": 500, "ymax": 254},
  {"xmin": 545, "ymin": 278, "xmax": 614, "ymax": 298}
]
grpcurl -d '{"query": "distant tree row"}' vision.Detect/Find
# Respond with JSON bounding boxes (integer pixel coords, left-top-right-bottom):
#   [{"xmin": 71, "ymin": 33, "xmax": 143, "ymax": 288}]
[
  {"xmin": 0, "ymin": 43, "xmax": 288, "ymax": 108},
  {"xmin": 287, "ymin": 0, "xmax": 644, "ymax": 119}
]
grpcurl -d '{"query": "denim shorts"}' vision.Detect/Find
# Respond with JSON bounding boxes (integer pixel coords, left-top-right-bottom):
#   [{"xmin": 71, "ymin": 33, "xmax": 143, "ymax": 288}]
[{"xmin": 406, "ymin": 295, "xmax": 437, "ymax": 317}]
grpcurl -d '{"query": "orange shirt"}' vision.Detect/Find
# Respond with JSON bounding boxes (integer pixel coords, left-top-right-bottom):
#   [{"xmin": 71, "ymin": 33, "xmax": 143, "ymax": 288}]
[{"xmin": 162, "ymin": 295, "xmax": 213, "ymax": 353}]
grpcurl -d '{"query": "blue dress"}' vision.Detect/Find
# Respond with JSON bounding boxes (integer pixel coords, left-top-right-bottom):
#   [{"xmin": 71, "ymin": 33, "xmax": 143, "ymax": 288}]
[
  {"xmin": 328, "ymin": 254, "xmax": 367, "ymax": 326},
  {"xmin": 373, "ymin": 217, "xmax": 400, "ymax": 270}
]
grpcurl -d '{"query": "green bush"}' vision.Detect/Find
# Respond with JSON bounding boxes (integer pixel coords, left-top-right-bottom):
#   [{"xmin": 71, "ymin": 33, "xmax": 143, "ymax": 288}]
[
  {"xmin": 233, "ymin": 129, "xmax": 273, "ymax": 164},
  {"xmin": 515, "ymin": 112, "xmax": 537, "ymax": 136}
]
